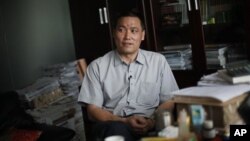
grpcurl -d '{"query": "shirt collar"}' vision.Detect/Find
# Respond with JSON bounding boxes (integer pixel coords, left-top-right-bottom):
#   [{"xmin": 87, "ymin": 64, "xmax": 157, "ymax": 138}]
[
  {"xmin": 136, "ymin": 49, "xmax": 145, "ymax": 65},
  {"xmin": 114, "ymin": 51, "xmax": 123, "ymax": 66},
  {"xmin": 114, "ymin": 49, "xmax": 145, "ymax": 67}
]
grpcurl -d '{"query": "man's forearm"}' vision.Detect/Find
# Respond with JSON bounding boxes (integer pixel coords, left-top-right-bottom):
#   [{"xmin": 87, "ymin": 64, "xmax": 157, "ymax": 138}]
[
  {"xmin": 156, "ymin": 100, "xmax": 174, "ymax": 112},
  {"xmin": 86, "ymin": 104, "xmax": 126, "ymax": 122},
  {"xmin": 151, "ymin": 100, "xmax": 174, "ymax": 123}
]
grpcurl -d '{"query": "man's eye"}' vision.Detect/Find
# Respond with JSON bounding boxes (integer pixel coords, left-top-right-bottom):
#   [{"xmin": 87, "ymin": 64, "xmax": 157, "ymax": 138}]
[
  {"xmin": 131, "ymin": 29, "xmax": 138, "ymax": 33},
  {"xmin": 117, "ymin": 28, "xmax": 124, "ymax": 32}
]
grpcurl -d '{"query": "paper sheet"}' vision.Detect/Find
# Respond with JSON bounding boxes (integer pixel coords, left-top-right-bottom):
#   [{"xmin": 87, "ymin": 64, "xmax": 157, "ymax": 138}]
[{"xmin": 171, "ymin": 84, "xmax": 250, "ymax": 102}]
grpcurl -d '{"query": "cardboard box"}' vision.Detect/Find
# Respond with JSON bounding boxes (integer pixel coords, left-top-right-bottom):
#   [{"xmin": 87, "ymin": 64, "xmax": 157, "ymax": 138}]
[{"xmin": 175, "ymin": 93, "xmax": 248, "ymax": 129}]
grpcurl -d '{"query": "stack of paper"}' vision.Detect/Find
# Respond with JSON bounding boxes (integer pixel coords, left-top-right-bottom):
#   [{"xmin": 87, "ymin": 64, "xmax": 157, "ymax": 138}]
[
  {"xmin": 197, "ymin": 72, "xmax": 230, "ymax": 86},
  {"xmin": 42, "ymin": 60, "xmax": 82, "ymax": 96},
  {"xmin": 160, "ymin": 44, "xmax": 192, "ymax": 70},
  {"xmin": 17, "ymin": 77, "xmax": 64, "ymax": 109},
  {"xmin": 217, "ymin": 60, "xmax": 250, "ymax": 84},
  {"xmin": 172, "ymin": 84, "xmax": 250, "ymax": 105},
  {"xmin": 205, "ymin": 44, "xmax": 230, "ymax": 69}
]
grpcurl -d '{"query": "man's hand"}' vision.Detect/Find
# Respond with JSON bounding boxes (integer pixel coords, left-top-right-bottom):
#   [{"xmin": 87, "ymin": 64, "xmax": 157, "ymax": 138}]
[
  {"xmin": 86, "ymin": 105, "xmax": 155, "ymax": 134},
  {"xmin": 125, "ymin": 115, "xmax": 155, "ymax": 134}
]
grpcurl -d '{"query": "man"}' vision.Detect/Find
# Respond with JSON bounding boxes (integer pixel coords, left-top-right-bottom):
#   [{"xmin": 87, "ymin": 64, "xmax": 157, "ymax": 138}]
[{"xmin": 78, "ymin": 10, "xmax": 179, "ymax": 141}]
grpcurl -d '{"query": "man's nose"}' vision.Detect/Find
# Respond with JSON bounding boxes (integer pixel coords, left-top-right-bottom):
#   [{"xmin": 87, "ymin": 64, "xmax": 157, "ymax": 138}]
[{"xmin": 124, "ymin": 31, "xmax": 132, "ymax": 39}]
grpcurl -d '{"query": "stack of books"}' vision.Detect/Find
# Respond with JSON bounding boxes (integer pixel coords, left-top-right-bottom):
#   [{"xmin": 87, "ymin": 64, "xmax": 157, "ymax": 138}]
[
  {"xmin": 160, "ymin": 44, "xmax": 192, "ymax": 70},
  {"xmin": 205, "ymin": 44, "xmax": 230, "ymax": 69},
  {"xmin": 42, "ymin": 60, "xmax": 82, "ymax": 96},
  {"xmin": 17, "ymin": 59, "xmax": 86, "ymax": 141},
  {"xmin": 217, "ymin": 60, "xmax": 250, "ymax": 84},
  {"xmin": 17, "ymin": 77, "xmax": 64, "ymax": 109}
]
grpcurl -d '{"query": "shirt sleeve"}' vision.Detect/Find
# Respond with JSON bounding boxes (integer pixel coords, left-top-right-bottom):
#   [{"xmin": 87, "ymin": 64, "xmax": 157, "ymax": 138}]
[
  {"xmin": 78, "ymin": 61, "xmax": 104, "ymax": 107},
  {"xmin": 159, "ymin": 57, "xmax": 179, "ymax": 103}
]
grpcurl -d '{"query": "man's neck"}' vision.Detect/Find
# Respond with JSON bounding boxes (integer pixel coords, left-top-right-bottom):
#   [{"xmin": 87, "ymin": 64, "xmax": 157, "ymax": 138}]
[{"xmin": 119, "ymin": 51, "xmax": 138, "ymax": 64}]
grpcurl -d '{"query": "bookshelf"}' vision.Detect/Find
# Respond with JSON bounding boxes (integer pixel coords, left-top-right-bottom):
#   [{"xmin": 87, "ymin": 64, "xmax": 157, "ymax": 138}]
[
  {"xmin": 148, "ymin": 0, "xmax": 250, "ymax": 88},
  {"xmin": 69, "ymin": 0, "xmax": 250, "ymax": 88}
]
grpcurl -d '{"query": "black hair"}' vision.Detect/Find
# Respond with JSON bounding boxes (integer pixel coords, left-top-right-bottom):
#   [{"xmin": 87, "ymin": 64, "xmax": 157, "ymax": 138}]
[{"xmin": 113, "ymin": 9, "xmax": 145, "ymax": 30}]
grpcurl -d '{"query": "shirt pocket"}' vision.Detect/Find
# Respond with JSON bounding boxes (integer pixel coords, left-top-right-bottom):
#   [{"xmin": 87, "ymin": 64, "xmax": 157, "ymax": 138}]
[
  {"xmin": 103, "ymin": 80, "xmax": 127, "ymax": 105},
  {"xmin": 136, "ymin": 81, "xmax": 160, "ymax": 106}
]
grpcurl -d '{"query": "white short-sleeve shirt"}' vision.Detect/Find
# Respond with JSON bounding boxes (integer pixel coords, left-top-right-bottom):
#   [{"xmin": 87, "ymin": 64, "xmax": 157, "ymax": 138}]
[{"xmin": 78, "ymin": 49, "xmax": 179, "ymax": 117}]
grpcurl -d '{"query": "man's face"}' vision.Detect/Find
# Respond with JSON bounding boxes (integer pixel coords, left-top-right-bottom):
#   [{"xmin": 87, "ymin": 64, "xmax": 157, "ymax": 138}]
[{"xmin": 114, "ymin": 16, "xmax": 145, "ymax": 55}]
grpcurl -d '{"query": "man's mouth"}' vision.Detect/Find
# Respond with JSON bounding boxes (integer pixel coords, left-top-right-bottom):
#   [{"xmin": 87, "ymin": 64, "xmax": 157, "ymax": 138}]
[{"xmin": 123, "ymin": 42, "xmax": 133, "ymax": 46}]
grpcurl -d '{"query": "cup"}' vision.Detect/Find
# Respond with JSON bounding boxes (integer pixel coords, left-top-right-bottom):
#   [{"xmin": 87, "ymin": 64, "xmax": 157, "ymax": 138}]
[
  {"xmin": 141, "ymin": 137, "xmax": 177, "ymax": 141},
  {"xmin": 104, "ymin": 135, "xmax": 125, "ymax": 141},
  {"xmin": 155, "ymin": 110, "xmax": 172, "ymax": 131}
]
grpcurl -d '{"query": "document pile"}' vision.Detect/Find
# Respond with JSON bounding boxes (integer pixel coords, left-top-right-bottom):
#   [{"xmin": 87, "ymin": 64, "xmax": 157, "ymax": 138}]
[
  {"xmin": 17, "ymin": 77, "xmax": 64, "ymax": 109},
  {"xmin": 217, "ymin": 60, "xmax": 250, "ymax": 84},
  {"xmin": 161, "ymin": 44, "xmax": 192, "ymax": 70},
  {"xmin": 175, "ymin": 71, "xmax": 250, "ymax": 129},
  {"xmin": 26, "ymin": 95, "xmax": 85, "ymax": 141},
  {"xmin": 205, "ymin": 44, "xmax": 229, "ymax": 69},
  {"xmin": 42, "ymin": 60, "xmax": 82, "ymax": 96},
  {"xmin": 197, "ymin": 72, "xmax": 231, "ymax": 86},
  {"xmin": 17, "ymin": 59, "xmax": 86, "ymax": 141}
]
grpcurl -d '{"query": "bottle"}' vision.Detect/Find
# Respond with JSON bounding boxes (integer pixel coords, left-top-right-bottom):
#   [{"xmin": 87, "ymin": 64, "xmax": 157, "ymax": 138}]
[
  {"xmin": 202, "ymin": 120, "xmax": 216, "ymax": 141},
  {"xmin": 178, "ymin": 109, "xmax": 190, "ymax": 141},
  {"xmin": 223, "ymin": 127, "xmax": 230, "ymax": 141},
  {"xmin": 155, "ymin": 110, "xmax": 172, "ymax": 131}
]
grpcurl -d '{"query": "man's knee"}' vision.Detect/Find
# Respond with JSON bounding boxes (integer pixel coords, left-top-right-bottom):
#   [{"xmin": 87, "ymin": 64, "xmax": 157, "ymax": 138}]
[
  {"xmin": 106, "ymin": 121, "xmax": 131, "ymax": 133},
  {"xmin": 92, "ymin": 121, "xmax": 134, "ymax": 141},
  {"xmin": 94, "ymin": 121, "xmax": 131, "ymax": 134}
]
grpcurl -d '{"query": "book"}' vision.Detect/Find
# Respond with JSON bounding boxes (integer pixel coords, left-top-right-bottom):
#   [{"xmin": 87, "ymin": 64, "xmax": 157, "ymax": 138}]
[
  {"xmin": 163, "ymin": 44, "xmax": 191, "ymax": 51},
  {"xmin": 172, "ymin": 85, "xmax": 250, "ymax": 106},
  {"xmin": 217, "ymin": 69, "xmax": 250, "ymax": 84},
  {"xmin": 205, "ymin": 44, "xmax": 229, "ymax": 55},
  {"xmin": 217, "ymin": 60, "xmax": 250, "ymax": 84},
  {"xmin": 160, "ymin": 48, "xmax": 192, "ymax": 58}
]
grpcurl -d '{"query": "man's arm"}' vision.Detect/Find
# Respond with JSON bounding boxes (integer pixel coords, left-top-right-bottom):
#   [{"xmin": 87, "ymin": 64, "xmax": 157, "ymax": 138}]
[
  {"xmin": 86, "ymin": 104, "xmax": 126, "ymax": 122},
  {"xmin": 86, "ymin": 104, "xmax": 154, "ymax": 134},
  {"xmin": 156, "ymin": 99, "xmax": 175, "ymax": 112}
]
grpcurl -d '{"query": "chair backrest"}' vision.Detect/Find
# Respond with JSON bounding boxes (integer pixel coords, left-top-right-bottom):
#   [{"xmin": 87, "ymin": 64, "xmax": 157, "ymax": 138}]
[
  {"xmin": 81, "ymin": 107, "xmax": 95, "ymax": 141},
  {"xmin": 76, "ymin": 58, "xmax": 87, "ymax": 81},
  {"xmin": 76, "ymin": 58, "xmax": 94, "ymax": 141}
]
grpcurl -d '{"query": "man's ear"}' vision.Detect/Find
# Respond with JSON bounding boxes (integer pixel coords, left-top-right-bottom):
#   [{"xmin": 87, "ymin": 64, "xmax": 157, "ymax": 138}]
[
  {"xmin": 141, "ymin": 30, "xmax": 145, "ymax": 41},
  {"xmin": 112, "ymin": 29, "xmax": 116, "ymax": 38}
]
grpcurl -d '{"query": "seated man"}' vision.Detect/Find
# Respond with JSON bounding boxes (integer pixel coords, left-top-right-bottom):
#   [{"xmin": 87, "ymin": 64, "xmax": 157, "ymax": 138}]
[{"xmin": 78, "ymin": 9, "xmax": 179, "ymax": 141}]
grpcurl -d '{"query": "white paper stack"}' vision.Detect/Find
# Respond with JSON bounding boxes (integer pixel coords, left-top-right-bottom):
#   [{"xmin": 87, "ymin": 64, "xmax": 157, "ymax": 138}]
[
  {"xmin": 161, "ymin": 44, "xmax": 192, "ymax": 70},
  {"xmin": 205, "ymin": 44, "xmax": 230, "ymax": 69},
  {"xmin": 17, "ymin": 77, "xmax": 64, "ymax": 109},
  {"xmin": 42, "ymin": 60, "xmax": 82, "ymax": 97}
]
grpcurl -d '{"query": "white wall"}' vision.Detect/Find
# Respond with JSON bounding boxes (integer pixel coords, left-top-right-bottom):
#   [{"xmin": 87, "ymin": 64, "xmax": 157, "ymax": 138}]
[{"xmin": 0, "ymin": 0, "xmax": 76, "ymax": 92}]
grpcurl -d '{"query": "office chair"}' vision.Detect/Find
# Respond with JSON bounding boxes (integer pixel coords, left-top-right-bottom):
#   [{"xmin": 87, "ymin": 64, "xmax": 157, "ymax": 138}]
[{"xmin": 77, "ymin": 58, "xmax": 95, "ymax": 141}]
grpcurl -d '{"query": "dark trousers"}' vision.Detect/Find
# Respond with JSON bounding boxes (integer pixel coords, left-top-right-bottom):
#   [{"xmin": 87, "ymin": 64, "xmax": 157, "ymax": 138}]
[{"xmin": 92, "ymin": 121, "xmax": 144, "ymax": 141}]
